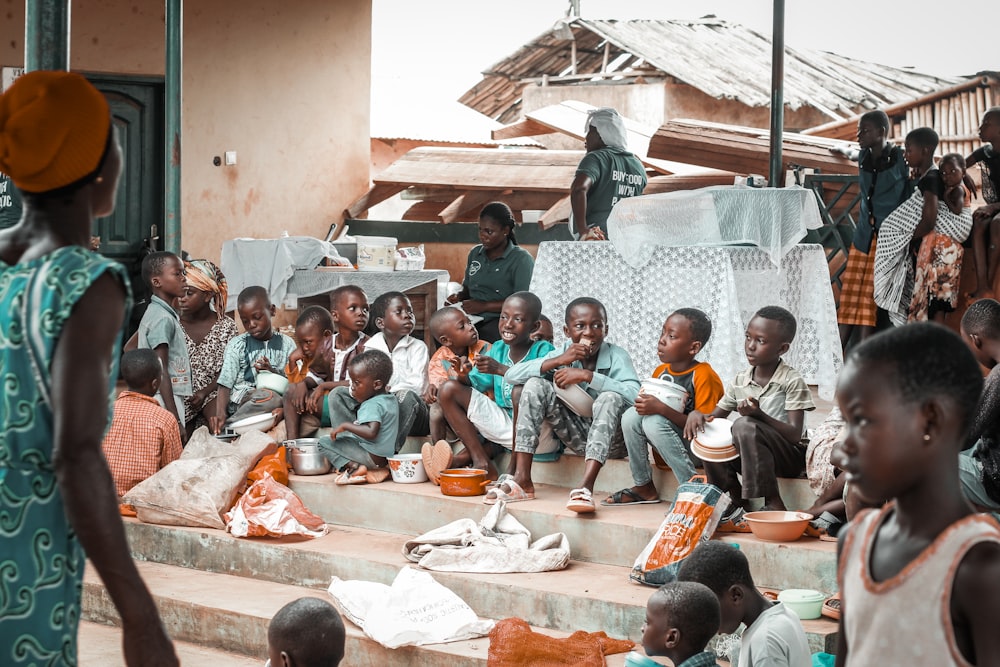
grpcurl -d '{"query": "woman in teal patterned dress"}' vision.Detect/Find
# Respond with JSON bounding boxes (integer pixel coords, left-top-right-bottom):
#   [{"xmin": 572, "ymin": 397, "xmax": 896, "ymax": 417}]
[{"xmin": 0, "ymin": 72, "xmax": 177, "ymax": 665}]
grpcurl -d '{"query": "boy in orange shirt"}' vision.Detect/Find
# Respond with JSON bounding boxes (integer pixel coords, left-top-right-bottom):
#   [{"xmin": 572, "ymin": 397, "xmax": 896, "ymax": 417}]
[{"xmin": 605, "ymin": 308, "xmax": 724, "ymax": 505}]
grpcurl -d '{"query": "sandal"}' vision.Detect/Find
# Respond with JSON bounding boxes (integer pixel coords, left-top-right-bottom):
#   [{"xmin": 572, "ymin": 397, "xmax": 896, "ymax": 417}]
[
  {"xmin": 566, "ymin": 487, "xmax": 596, "ymax": 514},
  {"xmin": 715, "ymin": 507, "xmax": 752, "ymax": 533},
  {"xmin": 822, "ymin": 593, "xmax": 841, "ymax": 621},
  {"xmin": 483, "ymin": 478, "xmax": 535, "ymax": 505},
  {"xmin": 601, "ymin": 488, "xmax": 662, "ymax": 506},
  {"xmin": 335, "ymin": 464, "xmax": 368, "ymax": 485},
  {"xmin": 805, "ymin": 511, "xmax": 844, "ymax": 540},
  {"xmin": 421, "ymin": 440, "xmax": 453, "ymax": 486},
  {"xmin": 485, "ymin": 473, "xmax": 514, "ymax": 489}
]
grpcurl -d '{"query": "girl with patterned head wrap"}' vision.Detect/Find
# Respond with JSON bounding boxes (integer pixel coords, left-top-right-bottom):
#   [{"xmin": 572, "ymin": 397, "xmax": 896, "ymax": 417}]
[
  {"xmin": 0, "ymin": 71, "xmax": 178, "ymax": 666},
  {"xmin": 570, "ymin": 107, "xmax": 648, "ymax": 240},
  {"xmin": 180, "ymin": 259, "xmax": 239, "ymax": 429}
]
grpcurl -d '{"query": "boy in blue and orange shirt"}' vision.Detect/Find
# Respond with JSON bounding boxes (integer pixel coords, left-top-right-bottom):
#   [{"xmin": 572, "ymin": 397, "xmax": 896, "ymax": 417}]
[{"xmin": 605, "ymin": 308, "xmax": 724, "ymax": 506}]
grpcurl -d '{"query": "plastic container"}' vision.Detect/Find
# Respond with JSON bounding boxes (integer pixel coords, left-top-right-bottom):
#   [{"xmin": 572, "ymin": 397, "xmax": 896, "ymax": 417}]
[
  {"xmin": 255, "ymin": 370, "xmax": 289, "ymax": 396},
  {"xmin": 691, "ymin": 418, "xmax": 738, "ymax": 462},
  {"xmin": 624, "ymin": 651, "xmax": 666, "ymax": 667},
  {"xmin": 387, "ymin": 453, "xmax": 428, "ymax": 483},
  {"xmin": 777, "ymin": 588, "xmax": 826, "ymax": 620},
  {"xmin": 639, "ymin": 377, "xmax": 689, "ymax": 412},
  {"xmin": 355, "ymin": 235, "xmax": 397, "ymax": 272}
]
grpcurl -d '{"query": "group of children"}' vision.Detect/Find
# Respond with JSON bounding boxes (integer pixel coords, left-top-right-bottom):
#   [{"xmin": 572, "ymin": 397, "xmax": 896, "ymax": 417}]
[
  {"xmin": 838, "ymin": 107, "xmax": 1000, "ymax": 347},
  {"xmin": 106, "ymin": 243, "xmax": 818, "ymax": 533}
]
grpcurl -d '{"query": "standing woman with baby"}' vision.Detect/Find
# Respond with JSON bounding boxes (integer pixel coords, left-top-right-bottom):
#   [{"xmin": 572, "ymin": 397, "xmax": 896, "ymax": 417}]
[
  {"xmin": 446, "ymin": 201, "xmax": 534, "ymax": 343},
  {"xmin": 0, "ymin": 72, "xmax": 177, "ymax": 665}
]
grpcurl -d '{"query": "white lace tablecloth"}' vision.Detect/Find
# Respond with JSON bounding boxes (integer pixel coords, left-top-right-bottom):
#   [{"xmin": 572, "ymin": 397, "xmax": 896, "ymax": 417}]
[
  {"xmin": 606, "ymin": 186, "xmax": 823, "ymax": 269},
  {"xmin": 530, "ymin": 241, "xmax": 842, "ymax": 400}
]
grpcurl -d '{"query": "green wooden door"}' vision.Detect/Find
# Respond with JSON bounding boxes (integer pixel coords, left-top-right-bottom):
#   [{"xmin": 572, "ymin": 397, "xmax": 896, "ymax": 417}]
[{"xmin": 88, "ymin": 75, "xmax": 165, "ymax": 333}]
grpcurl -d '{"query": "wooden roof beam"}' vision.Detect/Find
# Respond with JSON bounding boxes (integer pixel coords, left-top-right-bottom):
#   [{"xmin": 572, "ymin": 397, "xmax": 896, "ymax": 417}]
[
  {"xmin": 344, "ymin": 183, "xmax": 408, "ymax": 219},
  {"xmin": 438, "ymin": 190, "xmax": 511, "ymax": 223},
  {"xmin": 491, "ymin": 118, "xmax": 554, "ymax": 141},
  {"xmin": 538, "ymin": 195, "xmax": 572, "ymax": 229}
]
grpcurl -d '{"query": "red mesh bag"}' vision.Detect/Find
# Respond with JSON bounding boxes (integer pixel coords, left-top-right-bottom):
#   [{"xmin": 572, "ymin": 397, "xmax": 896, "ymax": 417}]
[{"xmin": 487, "ymin": 617, "xmax": 633, "ymax": 667}]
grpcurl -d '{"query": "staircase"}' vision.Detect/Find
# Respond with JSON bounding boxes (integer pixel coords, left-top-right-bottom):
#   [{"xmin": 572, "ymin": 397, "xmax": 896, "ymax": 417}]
[{"xmin": 80, "ymin": 448, "xmax": 838, "ymax": 666}]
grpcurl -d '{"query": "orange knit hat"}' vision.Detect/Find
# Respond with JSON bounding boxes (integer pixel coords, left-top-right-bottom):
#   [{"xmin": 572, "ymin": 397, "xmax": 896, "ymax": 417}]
[{"xmin": 0, "ymin": 71, "xmax": 111, "ymax": 194}]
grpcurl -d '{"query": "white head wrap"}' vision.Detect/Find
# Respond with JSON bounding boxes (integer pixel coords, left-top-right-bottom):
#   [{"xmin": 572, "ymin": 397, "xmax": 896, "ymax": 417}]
[{"xmin": 585, "ymin": 107, "xmax": 628, "ymax": 151}]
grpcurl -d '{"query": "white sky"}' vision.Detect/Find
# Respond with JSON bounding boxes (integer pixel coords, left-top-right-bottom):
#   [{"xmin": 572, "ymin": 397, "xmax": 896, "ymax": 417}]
[{"xmin": 372, "ymin": 0, "xmax": 996, "ymax": 102}]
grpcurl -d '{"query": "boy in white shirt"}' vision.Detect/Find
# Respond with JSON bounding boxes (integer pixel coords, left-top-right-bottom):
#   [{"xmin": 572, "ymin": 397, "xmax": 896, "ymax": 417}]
[{"xmin": 364, "ymin": 291, "xmax": 430, "ymax": 449}]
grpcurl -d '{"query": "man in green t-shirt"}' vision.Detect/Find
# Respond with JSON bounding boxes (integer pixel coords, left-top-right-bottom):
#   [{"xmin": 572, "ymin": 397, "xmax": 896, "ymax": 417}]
[
  {"xmin": 0, "ymin": 171, "xmax": 22, "ymax": 230},
  {"xmin": 569, "ymin": 107, "xmax": 647, "ymax": 239}
]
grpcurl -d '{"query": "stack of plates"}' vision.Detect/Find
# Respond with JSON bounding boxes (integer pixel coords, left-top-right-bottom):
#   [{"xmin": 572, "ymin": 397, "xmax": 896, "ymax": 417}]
[{"xmin": 691, "ymin": 417, "xmax": 738, "ymax": 462}]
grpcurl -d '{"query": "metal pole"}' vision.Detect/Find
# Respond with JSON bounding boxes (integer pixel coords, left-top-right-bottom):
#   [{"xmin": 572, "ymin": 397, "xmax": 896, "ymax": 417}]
[
  {"xmin": 24, "ymin": 0, "xmax": 70, "ymax": 72},
  {"xmin": 768, "ymin": 0, "xmax": 785, "ymax": 187},
  {"xmin": 164, "ymin": 0, "xmax": 182, "ymax": 254}
]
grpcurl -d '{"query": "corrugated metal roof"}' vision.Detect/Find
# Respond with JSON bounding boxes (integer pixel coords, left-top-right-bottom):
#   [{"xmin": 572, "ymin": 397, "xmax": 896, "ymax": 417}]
[{"xmin": 459, "ymin": 17, "xmax": 959, "ymax": 124}]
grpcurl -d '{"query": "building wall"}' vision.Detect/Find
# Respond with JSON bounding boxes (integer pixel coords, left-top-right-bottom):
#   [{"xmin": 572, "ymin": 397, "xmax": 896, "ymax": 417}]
[
  {"xmin": 662, "ymin": 82, "xmax": 832, "ymax": 133},
  {"xmin": 514, "ymin": 78, "xmax": 835, "ymax": 145},
  {"xmin": 1, "ymin": 0, "xmax": 372, "ymax": 264}
]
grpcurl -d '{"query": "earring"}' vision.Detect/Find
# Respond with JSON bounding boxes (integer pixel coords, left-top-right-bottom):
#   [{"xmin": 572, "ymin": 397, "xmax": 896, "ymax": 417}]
[
  {"xmin": 96, "ymin": 176, "xmax": 104, "ymax": 183},
  {"xmin": 923, "ymin": 433, "xmax": 931, "ymax": 442}
]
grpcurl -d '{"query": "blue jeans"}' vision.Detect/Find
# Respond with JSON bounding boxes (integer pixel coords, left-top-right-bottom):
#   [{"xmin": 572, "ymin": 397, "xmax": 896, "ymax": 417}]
[{"xmin": 622, "ymin": 406, "xmax": 696, "ymax": 485}]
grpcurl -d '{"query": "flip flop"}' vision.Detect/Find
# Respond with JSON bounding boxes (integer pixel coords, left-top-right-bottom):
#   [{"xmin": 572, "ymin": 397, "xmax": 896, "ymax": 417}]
[
  {"xmin": 601, "ymin": 488, "xmax": 662, "ymax": 507},
  {"xmin": 483, "ymin": 478, "xmax": 535, "ymax": 505},
  {"xmin": 335, "ymin": 464, "xmax": 369, "ymax": 485},
  {"xmin": 566, "ymin": 487, "xmax": 596, "ymax": 514},
  {"xmin": 805, "ymin": 511, "xmax": 843, "ymax": 539},
  {"xmin": 421, "ymin": 440, "xmax": 453, "ymax": 486},
  {"xmin": 822, "ymin": 593, "xmax": 841, "ymax": 621},
  {"xmin": 365, "ymin": 467, "xmax": 390, "ymax": 484},
  {"xmin": 715, "ymin": 507, "xmax": 752, "ymax": 533}
]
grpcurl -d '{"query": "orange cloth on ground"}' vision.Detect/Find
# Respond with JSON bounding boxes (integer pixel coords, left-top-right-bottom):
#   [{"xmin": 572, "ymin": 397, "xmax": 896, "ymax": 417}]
[
  {"xmin": 0, "ymin": 71, "xmax": 111, "ymax": 193},
  {"xmin": 101, "ymin": 391, "xmax": 182, "ymax": 498},
  {"xmin": 487, "ymin": 617, "xmax": 634, "ymax": 667}
]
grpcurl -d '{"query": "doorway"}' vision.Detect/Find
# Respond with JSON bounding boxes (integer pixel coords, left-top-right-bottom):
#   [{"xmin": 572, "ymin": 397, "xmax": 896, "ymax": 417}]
[{"xmin": 88, "ymin": 74, "xmax": 165, "ymax": 333}]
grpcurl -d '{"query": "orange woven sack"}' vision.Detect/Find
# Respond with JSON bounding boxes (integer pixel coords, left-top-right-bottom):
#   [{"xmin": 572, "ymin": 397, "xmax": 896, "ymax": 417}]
[
  {"xmin": 247, "ymin": 445, "xmax": 289, "ymax": 487},
  {"xmin": 487, "ymin": 617, "xmax": 633, "ymax": 667}
]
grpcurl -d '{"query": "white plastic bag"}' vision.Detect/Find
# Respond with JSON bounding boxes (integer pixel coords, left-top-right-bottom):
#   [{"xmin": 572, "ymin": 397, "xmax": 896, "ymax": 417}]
[
  {"xmin": 327, "ymin": 566, "xmax": 493, "ymax": 648},
  {"xmin": 123, "ymin": 427, "xmax": 276, "ymax": 529}
]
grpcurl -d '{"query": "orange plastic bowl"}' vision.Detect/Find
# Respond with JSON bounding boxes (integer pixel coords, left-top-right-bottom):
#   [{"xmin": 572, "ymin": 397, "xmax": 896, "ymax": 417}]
[{"xmin": 743, "ymin": 511, "xmax": 813, "ymax": 542}]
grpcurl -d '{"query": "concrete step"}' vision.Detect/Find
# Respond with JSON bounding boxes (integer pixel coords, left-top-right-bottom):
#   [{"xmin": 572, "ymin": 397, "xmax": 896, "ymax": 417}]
[
  {"xmin": 81, "ymin": 560, "xmax": 632, "ymax": 667},
  {"xmin": 287, "ymin": 473, "xmax": 838, "ymax": 592},
  {"xmin": 117, "ymin": 519, "xmax": 837, "ymax": 655},
  {"xmin": 395, "ymin": 442, "xmax": 820, "ymax": 512},
  {"xmin": 78, "ymin": 620, "xmax": 259, "ymax": 666}
]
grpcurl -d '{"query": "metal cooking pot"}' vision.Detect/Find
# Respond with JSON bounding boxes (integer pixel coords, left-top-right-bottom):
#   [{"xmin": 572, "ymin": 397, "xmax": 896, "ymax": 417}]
[{"xmin": 284, "ymin": 438, "xmax": 332, "ymax": 475}]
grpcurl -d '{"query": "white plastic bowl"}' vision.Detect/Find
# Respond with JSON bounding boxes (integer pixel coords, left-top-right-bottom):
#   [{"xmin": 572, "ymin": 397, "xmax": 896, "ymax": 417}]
[
  {"xmin": 387, "ymin": 453, "xmax": 428, "ymax": 483},
  {"xmin": 256, "ymin": 370, "xmax": 289, "ymax": 396},
  {"xmin": 228, "ymin": 412, "xmax": 277, "ymax": 434},
  {"xmin": 640, "ymin": 377, "xmax": 689, "ymax": 412},
  {"xmin": 691, "ymin": 418, "xmax": 738, "ymax": 462}
]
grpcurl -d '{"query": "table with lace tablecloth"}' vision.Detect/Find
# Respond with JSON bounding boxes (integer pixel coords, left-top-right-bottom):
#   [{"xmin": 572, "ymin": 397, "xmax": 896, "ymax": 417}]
[
  {"xmin": 529, "ymin": 241, "xmax": 842, "ymax": 400},
  {"xmin": 606, "ymin": 186, "xmax": 823, "ymax": 269}
]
